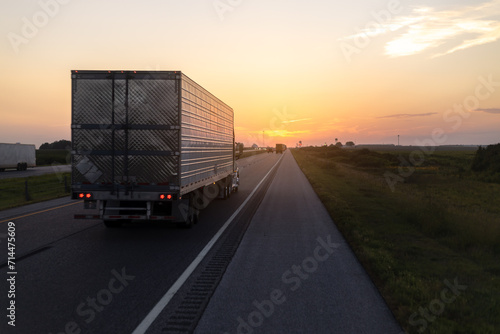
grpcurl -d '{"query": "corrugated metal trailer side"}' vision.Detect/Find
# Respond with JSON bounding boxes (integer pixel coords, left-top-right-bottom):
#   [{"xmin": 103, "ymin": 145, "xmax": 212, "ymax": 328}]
[{"xmin": 179, "ymin": 73, "xmax": 234, "ymax": 194}]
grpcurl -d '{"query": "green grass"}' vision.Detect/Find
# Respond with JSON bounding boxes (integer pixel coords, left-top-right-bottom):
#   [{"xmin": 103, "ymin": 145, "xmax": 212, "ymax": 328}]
[
  {"xmin": 0, "ymin": 173, "xmax": 71, "ymax": 211},
  {"xmin": 292, "ymin": 147, "xmax": 500, "ymax": 334}
]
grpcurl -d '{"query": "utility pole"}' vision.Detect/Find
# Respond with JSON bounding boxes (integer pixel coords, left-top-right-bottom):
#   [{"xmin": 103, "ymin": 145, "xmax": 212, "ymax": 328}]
[
  {"xmin": 398, "ymin": 135, "xmax": 400, "ymax": 146},
  {"xmin": 262, "ymin": 130, "xmax": 265, "ymax": 148}
]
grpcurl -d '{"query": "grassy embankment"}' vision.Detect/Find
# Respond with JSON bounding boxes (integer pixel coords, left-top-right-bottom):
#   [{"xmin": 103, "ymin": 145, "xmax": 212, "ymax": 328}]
[
  {"xmin": 291, "ymin": 146, "xmax": 500, "ymax": 334},
  {"xmin": 0, "ymin": 150, "xmax": 70, "ymax": 211},
  {"xmin": 0, "ymin": 173, "xmax": 71, "ymax": 211}
]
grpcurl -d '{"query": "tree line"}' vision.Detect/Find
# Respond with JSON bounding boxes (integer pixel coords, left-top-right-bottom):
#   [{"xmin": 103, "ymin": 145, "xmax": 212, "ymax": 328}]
[{"xmin": 39, "ymin": 140, "xmax": 71, "ymax": 150}]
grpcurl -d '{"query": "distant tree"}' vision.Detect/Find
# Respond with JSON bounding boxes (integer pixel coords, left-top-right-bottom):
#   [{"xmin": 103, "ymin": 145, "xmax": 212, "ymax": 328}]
[
  {"xmin": 471, "ymin": 144, "xmax": 500, "ymax": 173},
  {"xmin": 345, "ymin": 141, "xmax": 355, "ymax": 147},
  {"xmin": 335, "ymin": 142, "xmax": 343, "ymax": 147},
  {"xmin": 251, "ymin": 143, "xmax": 259, "ymax": 150},
  {"xmin": 39, "ymin": 140, "xmax": 71, "ymax": 150}
]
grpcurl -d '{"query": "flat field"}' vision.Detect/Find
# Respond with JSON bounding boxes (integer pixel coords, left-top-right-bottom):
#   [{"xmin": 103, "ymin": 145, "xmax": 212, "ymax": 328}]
[
  {"xmin": 0, "ymin": 173, "xmax": 71, "ymax": 211},
  {"xmin": 292, "ymin": 146, "xmax": 500, "ymax": 334}
]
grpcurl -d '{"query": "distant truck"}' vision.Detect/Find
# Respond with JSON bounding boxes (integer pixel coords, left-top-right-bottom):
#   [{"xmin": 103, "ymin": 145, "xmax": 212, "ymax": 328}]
[
  {"xmin": 275, "ymin": 144, "xmax": 286, "ymax": 154},
  {"xmin": 71, "ymin": 70, "xmax": 239, "ymax": 227},
  {"xmin": 0, "ymin": 143, "xmax": 36, "ymax": 171}
]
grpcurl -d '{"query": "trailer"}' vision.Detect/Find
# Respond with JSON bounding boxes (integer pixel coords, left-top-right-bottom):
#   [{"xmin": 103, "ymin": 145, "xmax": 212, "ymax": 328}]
[
  {"xmin": 71, "ymin": 70, "xmax": 238, "ymax": 227},
  {"xmin": 275, "ymin": 143, "xmax": 286, "ymax": 154},
  {"xmin": 0, "ymin": 143, "xmax": 36, "ymax": 171}
]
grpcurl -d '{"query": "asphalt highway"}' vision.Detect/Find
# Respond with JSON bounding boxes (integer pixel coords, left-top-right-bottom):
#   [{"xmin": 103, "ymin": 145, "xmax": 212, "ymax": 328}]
[
  {"xmin": 195, "ymin": 151, "xmax": 402, "ymax": 334},
  {"xmin": 0, "ymin": 153, "xmax": 279, "ymax": 334},
  {"xmin": 0, "ymin": 151, "xmax": 402, "ymax": 334}
]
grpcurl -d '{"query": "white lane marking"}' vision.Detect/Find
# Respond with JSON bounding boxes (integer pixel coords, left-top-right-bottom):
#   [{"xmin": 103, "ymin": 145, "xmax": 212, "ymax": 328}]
[{"xmin": 131, "ymin": 154, "xmax": 284, "ymax": 334}]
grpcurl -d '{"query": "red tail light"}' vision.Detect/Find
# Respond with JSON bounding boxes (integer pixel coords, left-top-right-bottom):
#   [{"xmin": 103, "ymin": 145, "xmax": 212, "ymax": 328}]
[{"xmin": 159, "ymin": 194, "xmax": 172, "ymax": 200}]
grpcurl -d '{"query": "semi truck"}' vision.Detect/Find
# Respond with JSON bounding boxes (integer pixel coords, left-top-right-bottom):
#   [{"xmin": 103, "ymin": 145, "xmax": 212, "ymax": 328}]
[
  {"xmin": 275, "ymin": 144, "xmax": 286, "ymax": 154},
  {"xmin": 71, "ymin": 70, "xmax": 239, "ymax": 227},
  {"xmin": 0, "ymin": 143, "xmax": 36, "ymax": 171}
]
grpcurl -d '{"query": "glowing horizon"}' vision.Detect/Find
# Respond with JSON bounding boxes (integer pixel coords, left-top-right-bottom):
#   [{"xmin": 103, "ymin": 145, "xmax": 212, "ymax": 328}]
[{"xmin": 1, "ymin": 0, "xmax": 499, "ymax": 149}]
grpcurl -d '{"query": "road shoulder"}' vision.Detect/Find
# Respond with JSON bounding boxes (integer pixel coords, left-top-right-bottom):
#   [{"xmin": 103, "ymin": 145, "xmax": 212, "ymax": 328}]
[{"xmin": 195, "ymin": 151, "xmax": 402, "ymax": 333}]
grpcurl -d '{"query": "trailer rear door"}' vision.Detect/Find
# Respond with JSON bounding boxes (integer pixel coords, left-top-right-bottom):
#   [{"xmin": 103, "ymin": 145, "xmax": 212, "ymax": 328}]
[{"xmin": 71, "ymin": 71, "xmax": 181, "ymax": 195}]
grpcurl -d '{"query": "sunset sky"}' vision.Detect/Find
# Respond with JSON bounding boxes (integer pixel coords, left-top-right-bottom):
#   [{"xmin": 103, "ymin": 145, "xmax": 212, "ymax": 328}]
[{"xmin": 1, "ymin": 0, "xmax": 500, "ymax": 148}]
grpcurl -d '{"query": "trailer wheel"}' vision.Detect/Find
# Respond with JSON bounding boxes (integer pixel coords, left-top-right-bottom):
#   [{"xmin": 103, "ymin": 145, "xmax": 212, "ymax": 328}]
[{"xmin": 104, "ymin": 220, "xmax": 122, "ymax": 228}]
